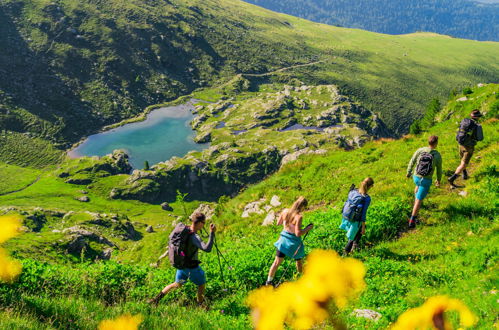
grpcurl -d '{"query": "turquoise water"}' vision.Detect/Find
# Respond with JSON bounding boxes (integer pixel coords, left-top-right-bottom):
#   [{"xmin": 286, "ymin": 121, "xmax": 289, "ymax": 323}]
[{"xmin": 68, "ymin": 102, "xmax": 207, "ymax": 169}]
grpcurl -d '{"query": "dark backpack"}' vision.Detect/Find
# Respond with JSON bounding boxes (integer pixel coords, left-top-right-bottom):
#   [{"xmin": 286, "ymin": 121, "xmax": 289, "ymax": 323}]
[
  {"xmin": 168, "ymin": 223, "xmax": 194, "ymax": 269},
  {"xmin": 416, "ymin": 152, "xmax": 434, "ymax": 176},
  {"xmin": 342, "ymin": 188, "xmax": 366, "ymax": 222},
  {"xmin": 456, "ymin": 118, "xmax": 476, "ymax": 146}
]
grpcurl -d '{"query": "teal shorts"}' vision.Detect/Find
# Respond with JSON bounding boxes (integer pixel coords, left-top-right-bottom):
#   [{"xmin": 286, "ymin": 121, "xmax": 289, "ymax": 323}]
[{"xmin": 413, "ymin": 175, "xmax": 432, "ymax": 200}]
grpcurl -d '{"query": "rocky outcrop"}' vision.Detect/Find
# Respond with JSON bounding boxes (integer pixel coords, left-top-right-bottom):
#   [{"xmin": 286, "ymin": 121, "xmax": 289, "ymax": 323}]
[
  {"xmin": 191, "ymin": 204, "xmax": 215, "ymax": 220},
  {"xmin": 281, "ymin": 148, "xmax": 327, "ymax": 167},
  {"xmin": 110, "ymin": 145, "xmax": 282, "ymax": 202}
]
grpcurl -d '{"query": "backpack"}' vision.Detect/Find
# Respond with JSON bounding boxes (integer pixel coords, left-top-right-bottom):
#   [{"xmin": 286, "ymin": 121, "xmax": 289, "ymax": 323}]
[
  {"xmin": 342, "ymin": 188, "xmax": 366, "ymax": 222},
  {"xmin": 168, "ymin": 223, "xmax": 194, "ymax": 269},
  {"xmin": 456, "ymin": 118, "xmax": 476, "ymax": 146},
  {"xmin": 416, "ymin": 152, "xmax": 433, "ymax": 177}
]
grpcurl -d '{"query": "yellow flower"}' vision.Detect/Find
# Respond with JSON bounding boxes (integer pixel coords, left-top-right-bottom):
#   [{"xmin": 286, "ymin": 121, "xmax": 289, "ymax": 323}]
[
  {"xmin": 98, "ymin": 314, "xmax": 143, "ymax": 330},
  {"xmin": 0, "ymin": 215, "xmax": 22, "ymax": 283},
  {"xmin": 0, "ymin": 215, "xmax": 21, "ymax": 243},
  {"xmin": 247, "ymin": 249, "xmax": 366, "ymax": 330},
  {"xmin": 392, "ymin": 295, "xmax": 478, "ymax": 330}
]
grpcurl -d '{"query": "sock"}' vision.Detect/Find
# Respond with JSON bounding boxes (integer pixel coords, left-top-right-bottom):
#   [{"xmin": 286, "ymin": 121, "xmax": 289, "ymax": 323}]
[
  {"xmin": 449, "ymin": 174, "xmax": 458, "ymax": 181},
  {"xmin": 410, "ymin": 215, "xmax": 416, "ymax": 221},
  {"xmin": 463, "ymin": 169, "xmax": 468, "ymax": 177},
  {"xmin": 267, "ymin": 276, "xmax": 273, "ymax": 282}
]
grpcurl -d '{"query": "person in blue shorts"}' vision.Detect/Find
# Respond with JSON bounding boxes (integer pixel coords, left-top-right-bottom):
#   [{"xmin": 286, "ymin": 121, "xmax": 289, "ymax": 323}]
[
  {"xmin": 148, "ymin": 212, "xmax": 215, "ymax": 306},
  {"xmin": 265, "ymin": 196, "xmax": 313, "ymax": 286},
  {"xmin": 406, "ymin": 135, "xmax": 442, "ymax": 228}
]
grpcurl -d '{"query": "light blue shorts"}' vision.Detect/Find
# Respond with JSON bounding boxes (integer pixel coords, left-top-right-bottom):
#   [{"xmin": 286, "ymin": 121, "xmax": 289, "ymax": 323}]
[
  {"xmin": 413, "ymin": 175, "xmax": 432, "ymax": 200},
  {"xmin": 175, "ymin": 266, "xmax": 206, "ymax": 286}
]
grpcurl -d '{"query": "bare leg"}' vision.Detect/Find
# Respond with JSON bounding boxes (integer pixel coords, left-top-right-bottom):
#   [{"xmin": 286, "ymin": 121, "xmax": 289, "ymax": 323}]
[
  {"xmin": 162, "ymin": 281, "xmax": 181, "ymax": 294},
  {"xmin": 267, "ymin": 256, "xmax": 284, "ymax": 279},
  {"xmin": 455, "ymin": 161, "xmax": 467, "ymax": 175},
  {"xmin": 295, "ymin": 259, "xmax": 303, "ymax": 273},
  {"xmin": 411, "ymin": 199, "xmax": 423, "ymax": 217},
  {"xmin": 197, "ymin": 284, "xmax": 205, "ymax": 304}
]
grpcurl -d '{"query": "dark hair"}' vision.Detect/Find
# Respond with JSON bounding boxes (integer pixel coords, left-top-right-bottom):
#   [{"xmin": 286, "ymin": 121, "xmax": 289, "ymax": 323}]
[
  {"xmin": 191, "ymin": 212, "xmax": 206, "ymax": 224},
  {"xmin": 428, "ymin": 135, "xmax": 438, "ymax": 146},
  {"xmin": 471, "ymin": 109, "xmax": 483, "ymax": 118}
]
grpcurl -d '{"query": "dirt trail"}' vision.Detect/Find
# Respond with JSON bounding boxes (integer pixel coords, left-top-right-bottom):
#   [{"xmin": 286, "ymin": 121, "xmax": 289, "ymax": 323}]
[{"xmin": 0, "ymin": 176, "xmax": 41, "ymax": 196}]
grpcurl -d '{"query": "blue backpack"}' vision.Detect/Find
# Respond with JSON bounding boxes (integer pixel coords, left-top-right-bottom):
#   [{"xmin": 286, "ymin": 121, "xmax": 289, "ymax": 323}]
[{"xmin": 342, "ymin": 188, "xmax": 366, "ymax": 222}]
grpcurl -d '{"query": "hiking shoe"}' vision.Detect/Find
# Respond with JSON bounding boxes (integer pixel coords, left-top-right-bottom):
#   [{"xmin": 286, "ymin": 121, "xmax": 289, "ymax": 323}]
[
  {"xmin": 447, "ymin": 176, "xmax": 458, "ymax": 188},
  {"xmin": 463, "ymin": 170, "xmax": 469, "ymax": 180},
  {"xmin": 408, "ymin": 219, "xmax": 416, "ymax": 229},
  {"xmin": 265, "ymin": 280, "xmax": 274, "ymax": 287}
]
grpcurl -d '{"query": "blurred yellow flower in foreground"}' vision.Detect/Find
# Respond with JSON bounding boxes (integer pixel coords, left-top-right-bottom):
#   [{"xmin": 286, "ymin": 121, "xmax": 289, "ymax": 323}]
[
  {"xmin": 247, "ymin": 249, "xmax": 366, "ymax": 330},
  {"xmin": 98, "ymin": 314, "xmax": 143, "ymax": 330},
  {"xmin": 392, "ymin": 295, "xmax": 477, "ymax": 330},
  {"xmin": 0, "ymin": 215, "xmax": 22, "ymax": 283}
]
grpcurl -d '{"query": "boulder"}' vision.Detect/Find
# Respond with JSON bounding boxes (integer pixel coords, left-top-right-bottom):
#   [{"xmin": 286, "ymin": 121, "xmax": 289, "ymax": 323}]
[
  {"xmin": 351, "ymin": 309, "xmax": 382, "ymax": 321},
  {"xmin": 242, "ymin": 199, "xmax": 265, "ymax": 218},
  {"xmin": 76, "ymin": 196, "xmax": 90, "ymax": 202},
  {"xmin": 146, "ymin": 225, "xmax": 154, "ymax": 233},
  {"xmin": 161, "ymin": 202, "xmax": 173, "ymax": 211},
  {"xmin": 270, "ymin": 195, "xmax": 281, "ymax": 207},
  {"xmin": 191, "ymin": 204, "xmax": 215, "ymax": 220},
  {"xmin": 262, "ymin": 211, "xmax": 276, "ymax": 226}
]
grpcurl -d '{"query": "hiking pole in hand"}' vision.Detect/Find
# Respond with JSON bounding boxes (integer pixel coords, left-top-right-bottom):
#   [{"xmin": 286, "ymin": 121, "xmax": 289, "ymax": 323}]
[{"xmin": 275, "ymin": 226, "xmax": 312, "ymax": 288}]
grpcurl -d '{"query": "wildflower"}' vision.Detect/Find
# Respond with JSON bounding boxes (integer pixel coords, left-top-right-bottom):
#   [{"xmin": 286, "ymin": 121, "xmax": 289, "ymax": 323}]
[
  {"xmin": 0, "ymin": 215, "xmax": 22, "ymax": 283},
  {"xmin": 392, "ymin": 295, "xmax": 477, "ymax": 330},
  {"xmin": 247, "ymin": 249, "xmax": 366, "ymax": 330},
  {"xmin": 98, "ymin": 314, "xmax": 143, "ymax": 330}
]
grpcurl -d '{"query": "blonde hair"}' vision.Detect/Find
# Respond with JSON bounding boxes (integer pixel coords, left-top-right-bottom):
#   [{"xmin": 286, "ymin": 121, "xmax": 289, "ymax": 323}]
[
  {"xmin": 284, "ymin": 196, "xmax": 308, "ymax": 225},
  {"xmin": 359, "ymin": 177, "xmax": 374, "ymax": 195}
]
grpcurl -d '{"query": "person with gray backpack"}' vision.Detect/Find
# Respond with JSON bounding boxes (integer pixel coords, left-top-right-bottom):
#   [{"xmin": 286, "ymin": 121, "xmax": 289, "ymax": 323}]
[
  {"xmin": 448, "ymin": 109, "xmax": 484, "ymax": 188},
  {"xmin": 406, "ymin": 135, "xmax": 442, "ymax": 228},
  {"xmin": 148, "ymin": 212, "xmax": 216, "ymax": 307},
  {"xmin": 339, "ymin": 177, "xmax": 374, "ymax": 254}
]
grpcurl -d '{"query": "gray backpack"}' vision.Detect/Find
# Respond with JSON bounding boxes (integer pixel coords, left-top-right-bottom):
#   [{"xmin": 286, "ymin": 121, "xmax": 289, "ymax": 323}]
[
  {"xmin": 168, "ymin": 223, "xmax": 194, "ymax": 269},
  {"xmin": 342, "ymin": 188, "xmax": 366, "ymax": 222}
]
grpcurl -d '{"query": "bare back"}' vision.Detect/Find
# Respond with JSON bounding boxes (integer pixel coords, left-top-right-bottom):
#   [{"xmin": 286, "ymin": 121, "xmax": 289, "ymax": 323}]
[{"xmin": 278, "ymin": 209, "xmax": 303, "ymax": 236}]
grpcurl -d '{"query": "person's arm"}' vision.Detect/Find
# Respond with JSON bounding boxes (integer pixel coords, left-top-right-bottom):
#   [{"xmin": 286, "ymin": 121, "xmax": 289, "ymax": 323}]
[
  {"xmin": 277, "ymin": 209, "xmax": 287, "ymax": 225},
  {"xmin": 191, "ymin": 232, "xmax": 215, "ymax": 252},
  {"xmin": 407, "ymin": 149, "xmax": 420, "ymax": 177},
  {"xmin": 294, "ymin": 215, "xmax": 312, "ymax": 237}
]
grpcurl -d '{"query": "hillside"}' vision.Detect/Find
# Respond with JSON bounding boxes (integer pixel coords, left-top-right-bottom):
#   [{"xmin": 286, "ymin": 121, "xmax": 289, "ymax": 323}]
[
  {"xmin": 0, "ymin": 84, "xmax": 497, "ymax": 328},
  {"xmin": 1, "ymin": 0, "xmax": 499, "ymax": 154},
  {"xmin": 244, "ymin": 0, "xmax": 499, "ymax": 41}
]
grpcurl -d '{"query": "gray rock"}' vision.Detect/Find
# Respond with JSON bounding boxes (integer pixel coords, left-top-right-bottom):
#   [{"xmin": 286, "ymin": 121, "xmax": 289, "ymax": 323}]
[
  {"xmin": 161, "ymin": 202, "xmax": 173, "ymax": 211},
  {"xmin": 270, "ymin": 195, "xmax": 281, "ymax": 207},
  {"xmin": 242, "ymin": 199, "xmax": 266, "ymax": 218},
  {"xmin": 76, "ymin": 196, "xmax": 90, "ymax": 202},
  {"xmin": 191, "ymin": 204, "xmax": 215, "ymax": 220},
  {"xmin": 101, "ymin": 248, "xmax": 113, "ymax": 260},
  {"xmin": 459, "ymin": 190, "xmax": 468, "ymax": 197},
  {"xmin": 352, "ymin": 309, "xmax": 382, "ymax": 321},
  {"xmin": 262, "ymin": 211, "xmax": 276, "ymax": 226},
  {"xmin": 146, "ymin": 225, "xmax": 154, "ymax": 233}
]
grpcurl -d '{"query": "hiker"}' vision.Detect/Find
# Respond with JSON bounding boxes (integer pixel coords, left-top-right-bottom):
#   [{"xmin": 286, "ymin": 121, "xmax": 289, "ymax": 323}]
[
  {"xmin": 406, "ymin": 135, "xmax": 442, "ymax": 228},
  {"xmin": 448, "ymin": 109, "xmax": 484, "ymax": 188},
  {"xmin": 148, "ymin": 212, "xmax": 215, "ymax": 306},
  {"xmin": 265, "ymin": 196, "xmax": 313, "ymax": 286},
  {"xmin": 339, "ymin": 177, "xmax": 374, "ymax": 254}
]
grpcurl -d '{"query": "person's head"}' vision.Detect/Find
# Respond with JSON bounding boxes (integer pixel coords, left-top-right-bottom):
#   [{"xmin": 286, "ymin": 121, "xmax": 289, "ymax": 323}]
[
  {"xmin": 428, "ymin": 135, "xmax": 438, "ymax": 149},
  {"xmin": 359, "ymin": 177, "xmax": 374, "ymax": 195},
  {"xmin": 470, "ymin": 109, "xmax": 483, "ymax": 121},
  {"xmin": 285, "ymin": 196, "xmax": 308, "ymax": 224},
  {"xmin": 191, "ymin": 212, "xmax": 206, "ymax": 232}
]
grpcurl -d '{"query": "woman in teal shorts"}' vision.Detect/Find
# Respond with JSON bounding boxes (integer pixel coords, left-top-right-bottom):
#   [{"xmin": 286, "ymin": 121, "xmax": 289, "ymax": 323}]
[{"xmin": 265, "ymin": 196, "xmax": 313, "ymax": 286}]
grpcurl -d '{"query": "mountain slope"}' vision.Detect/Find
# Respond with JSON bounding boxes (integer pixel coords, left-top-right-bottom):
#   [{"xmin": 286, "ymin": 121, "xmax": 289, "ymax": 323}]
[
  {"xmin": 1, "ymin": 0, "xmax": 498, "ymax": 149},
  {"xmin": 1, "ymin": 84, "xmax": 497, "ymax": 328},
  {"xmin": 244, "ymin": 0, "xmax": 499, "ymax": 41}
]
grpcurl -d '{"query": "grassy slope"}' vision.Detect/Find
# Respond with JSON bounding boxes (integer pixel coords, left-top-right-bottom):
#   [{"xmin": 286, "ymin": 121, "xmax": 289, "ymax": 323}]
[
  {"xmin": 0, "ymin": 85, "xmax": 497, "ymax": 328},
  {"xmin": 0, "ymin": 0, "xmax": 498, "ymax": 149}
]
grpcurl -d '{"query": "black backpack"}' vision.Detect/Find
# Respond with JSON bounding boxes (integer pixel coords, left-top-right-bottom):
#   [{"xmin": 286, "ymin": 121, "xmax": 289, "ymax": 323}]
[
  {"xmin": 456, "ymin": 118, "xmax": 476, "ymax": 146},
  {"xmin": 416, "ymin": 152, "xmax": 434, "ymax": 176},
  {"xmin": 168, "ymin": 223, "xmax": 194, "ymax": 269},
  {"xmin": 342, "ymin": 188, "xmax": 366, "ymax": 222}
]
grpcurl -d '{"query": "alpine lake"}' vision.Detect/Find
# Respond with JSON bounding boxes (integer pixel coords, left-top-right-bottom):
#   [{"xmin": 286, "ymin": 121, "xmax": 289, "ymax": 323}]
[{"xmin": 68, "ymin": 101, "xmax": 208, "ymax": 169}]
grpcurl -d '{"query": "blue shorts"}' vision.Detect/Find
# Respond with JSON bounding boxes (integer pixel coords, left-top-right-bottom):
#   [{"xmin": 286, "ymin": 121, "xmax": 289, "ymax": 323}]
[
  {"xmin": 413, "ymin": 175, "xmax": 432, "ymax": 200},
  {"xmin": 175, "ymin": 266, "xmax": 206, "ymax": 286}
]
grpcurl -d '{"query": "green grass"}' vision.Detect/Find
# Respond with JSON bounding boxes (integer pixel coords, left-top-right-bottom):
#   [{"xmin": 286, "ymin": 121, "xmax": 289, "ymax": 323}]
[
  {"xmin": 0, "ymin": 132, "xmax": 63, "ymax": 167},
  {"xmin": 0, "ymin": 85, "xmax": 497, "ymax": 328},
  {"xmin": 0, "ymin": 163, "xmax": 41, "ymax": 195}
]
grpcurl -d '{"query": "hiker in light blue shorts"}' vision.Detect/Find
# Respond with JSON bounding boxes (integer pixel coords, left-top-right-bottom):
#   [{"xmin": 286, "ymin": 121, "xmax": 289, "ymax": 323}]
[{"xmin": 266, "ymin": 196, "xmax": 313, "ymax": 286}]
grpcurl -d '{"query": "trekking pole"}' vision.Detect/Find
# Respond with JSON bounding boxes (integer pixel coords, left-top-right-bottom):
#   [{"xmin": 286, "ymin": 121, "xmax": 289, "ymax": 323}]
[
  {"xmin": 275, "ymin": 228, "xmax": 311, "ymax": 288},
  {"xmin": 214, "ymin": 236, "xmax": 226, "ymax": 286}
]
